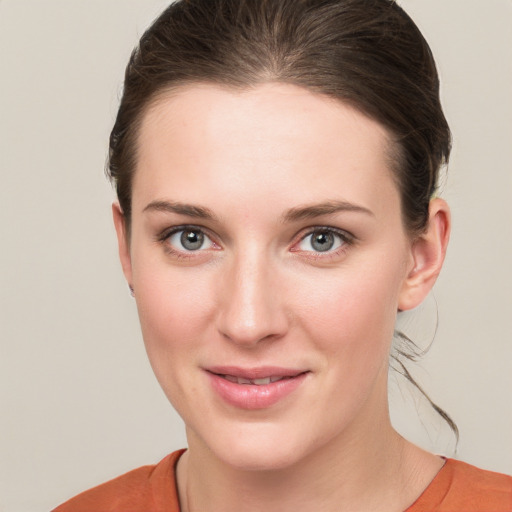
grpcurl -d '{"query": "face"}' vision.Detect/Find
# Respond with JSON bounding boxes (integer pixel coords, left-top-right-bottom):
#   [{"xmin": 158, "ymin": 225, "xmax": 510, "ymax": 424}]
[{"xmin": 116, "ymin": 83, "xmax": 428, "ymax": 470}]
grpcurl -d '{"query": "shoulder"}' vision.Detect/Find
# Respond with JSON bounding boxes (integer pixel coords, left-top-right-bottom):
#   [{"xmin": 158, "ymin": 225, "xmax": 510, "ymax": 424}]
[
  {"xmin": 409, "ymin": 458, "xmax": 512, "ymax": 512},
  {"xmin": 52, "ymin": 450, "xmax": 185, "ymax": 512}
]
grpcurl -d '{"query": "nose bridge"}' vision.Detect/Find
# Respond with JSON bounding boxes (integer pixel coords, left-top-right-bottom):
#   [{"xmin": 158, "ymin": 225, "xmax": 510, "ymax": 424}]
[{"xmin": 217, "ymin": 245, "xmax": 287, "ymax": 346}]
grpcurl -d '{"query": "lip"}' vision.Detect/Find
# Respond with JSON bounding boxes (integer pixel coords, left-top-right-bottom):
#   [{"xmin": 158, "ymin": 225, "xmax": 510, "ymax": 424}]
[{"xmin": 205, "ymin": 366, "xmax": 309, "ymax": 410}]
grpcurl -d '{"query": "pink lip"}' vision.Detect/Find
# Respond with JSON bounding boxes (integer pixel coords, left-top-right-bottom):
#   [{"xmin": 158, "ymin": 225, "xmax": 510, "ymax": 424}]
[{"xmin": 205, "ymin": 366, "xmax": 309, "ymax": 410}]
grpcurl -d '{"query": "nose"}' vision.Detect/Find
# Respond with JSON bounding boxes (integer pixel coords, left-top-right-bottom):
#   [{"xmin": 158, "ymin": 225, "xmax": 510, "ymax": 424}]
[{"xmin": 216, "ymin": 250, "xmax": 289, "ymax": 347}]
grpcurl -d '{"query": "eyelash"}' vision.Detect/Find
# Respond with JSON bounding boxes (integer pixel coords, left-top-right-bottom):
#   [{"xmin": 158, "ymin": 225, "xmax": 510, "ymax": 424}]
[
  {"xmin": 156, "ymin": 225, "xmax": 219, "ymax": 260},
  {"xmin": 156, "ymin": 225, "xmax": 355, "ymax": 260},
  {"xmin": 291, "ymin": 226, "xmax": 355, "ymax": 260}
]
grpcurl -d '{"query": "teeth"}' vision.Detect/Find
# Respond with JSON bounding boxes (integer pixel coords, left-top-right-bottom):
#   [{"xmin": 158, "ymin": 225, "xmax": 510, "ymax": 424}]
[
  {"xmin": 221, "ymin": 374, "xmax": 285, "ymax": 385},
  {"xmin": 252, "ymin": 377, "xmax": 271, "ymax": 385}
]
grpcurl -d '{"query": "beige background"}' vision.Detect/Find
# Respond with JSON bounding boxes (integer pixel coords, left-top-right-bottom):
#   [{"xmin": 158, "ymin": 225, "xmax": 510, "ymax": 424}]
[{"xmin": 0, "ymin": 0, "xmax": 511, "ymax": 510}]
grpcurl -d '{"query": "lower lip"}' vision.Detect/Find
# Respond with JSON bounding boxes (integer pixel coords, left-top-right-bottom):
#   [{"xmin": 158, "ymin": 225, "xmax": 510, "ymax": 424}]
[{"xmin": 207, "ymin": 372, "xmax": 308, "ymax": 410}]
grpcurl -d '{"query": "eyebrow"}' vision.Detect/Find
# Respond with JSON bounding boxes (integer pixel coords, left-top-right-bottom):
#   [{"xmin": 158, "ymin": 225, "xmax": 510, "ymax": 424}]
[
  {"xmin": 282, "ymin": 201, "xmax": 374, "ymax": 222},
  {"xmin": 143, "ymin": 200, "xmax": 217, "ymax": 221},
  {"xmin": 142, "ymin": 199, "xmax": 373, "ymax": 223}
]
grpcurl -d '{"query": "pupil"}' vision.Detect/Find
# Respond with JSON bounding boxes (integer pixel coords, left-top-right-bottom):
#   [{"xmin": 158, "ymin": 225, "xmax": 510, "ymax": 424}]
[
  {"xmin": 312, "ymin": 231, "xmax": 334, "ymax": 252},
  {"xmin": 181, "ymin": 230, "xmax": 204, "ymax": 250}
]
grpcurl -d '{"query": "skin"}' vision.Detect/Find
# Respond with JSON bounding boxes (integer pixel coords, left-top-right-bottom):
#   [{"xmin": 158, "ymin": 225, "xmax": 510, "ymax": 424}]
[{"xmin": 114, "ymin": 83, "xmax": 450, "ymax": 512}]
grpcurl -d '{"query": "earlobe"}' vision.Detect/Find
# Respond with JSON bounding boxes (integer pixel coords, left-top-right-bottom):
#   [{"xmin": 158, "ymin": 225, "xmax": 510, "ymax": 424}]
[
  {"xmin": 112, "ymin": 202, "xmax": 133, "ymax": 287},
  {"xmin": 398, "ymin": 198, "xmax": 451, "ymax": 311}
]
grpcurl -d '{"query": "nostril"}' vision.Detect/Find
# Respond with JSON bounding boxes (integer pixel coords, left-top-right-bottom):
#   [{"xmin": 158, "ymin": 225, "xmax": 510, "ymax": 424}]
[{"xmin": 219, "ymin": 325, "xmax": 280, "ymax": 346}]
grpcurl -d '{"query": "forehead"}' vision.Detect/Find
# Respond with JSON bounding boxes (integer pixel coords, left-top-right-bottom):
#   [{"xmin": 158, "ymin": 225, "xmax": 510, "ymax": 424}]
[{"xmin": 133, "ymin": 83, "xmax": 399, "ymax": 218}]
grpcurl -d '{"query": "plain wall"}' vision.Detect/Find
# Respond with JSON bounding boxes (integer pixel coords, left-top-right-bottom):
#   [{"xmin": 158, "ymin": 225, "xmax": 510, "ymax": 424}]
[{"xmin": 0, "ymin": 1, "xmax": 510, "ymax": 510}]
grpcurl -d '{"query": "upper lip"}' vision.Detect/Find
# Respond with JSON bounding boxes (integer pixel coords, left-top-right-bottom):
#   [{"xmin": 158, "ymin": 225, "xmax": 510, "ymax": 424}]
[{"xmin": 205, "ymin": 366, "xmax": 307, "ymax": 379}]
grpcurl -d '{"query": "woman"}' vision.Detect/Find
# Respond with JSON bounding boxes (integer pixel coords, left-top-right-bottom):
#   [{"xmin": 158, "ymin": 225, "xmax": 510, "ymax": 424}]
[{"xmin": 53, "ymin": 0, "xmax": 512, "ymax": 510}]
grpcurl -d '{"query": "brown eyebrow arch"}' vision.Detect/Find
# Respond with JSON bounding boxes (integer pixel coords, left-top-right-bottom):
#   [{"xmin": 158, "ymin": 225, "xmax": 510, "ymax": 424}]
[
  {"xmin": 283, "ymin": 200, "xmax": 374, "ymax": 222},
  {"xmin": 143, "ymin": 200, "xmax": 217, "ymax": 221}
]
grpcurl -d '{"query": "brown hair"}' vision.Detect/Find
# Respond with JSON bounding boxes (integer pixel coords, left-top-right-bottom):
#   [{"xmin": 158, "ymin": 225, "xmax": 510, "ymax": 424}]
[
  {"xmin": 107, "ymin": 0, "xmax": 456, "ymax": 437},
  {"xmin": 108, "ymin": 0, "xmax": 450, "ymax": 234}
]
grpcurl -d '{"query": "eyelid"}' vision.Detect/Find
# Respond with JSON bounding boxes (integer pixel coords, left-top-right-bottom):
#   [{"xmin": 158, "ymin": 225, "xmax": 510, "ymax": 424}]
[
  {"xmin": 290, "ymin": 225, "xmax": 355, "ymax": 253},
  {"xmin": 156, "ymin": 224, "xmax": 354, "ymax": 258},
  {"xmin": 156, "ymin": 224, "xmax": 221, "ymax": 252}
]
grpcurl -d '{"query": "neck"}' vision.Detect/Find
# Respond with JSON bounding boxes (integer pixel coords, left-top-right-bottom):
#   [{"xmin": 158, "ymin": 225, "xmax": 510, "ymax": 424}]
[{"xmin": 176, "ymin": 397, "xmax": 443, "ymax": 512}]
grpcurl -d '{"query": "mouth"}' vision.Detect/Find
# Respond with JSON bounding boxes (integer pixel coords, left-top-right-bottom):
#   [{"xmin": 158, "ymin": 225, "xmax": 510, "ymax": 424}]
[
  {"xmin": 205, "ymin": 367, "xmax": 309, "ymax": 410},
  {"xmin": 219, "ymin": 375, "xmax": 294, "ymax": 386},
  {"xmin": 216, "ymin": 374, "xmax": 302, "ymax": 385}
]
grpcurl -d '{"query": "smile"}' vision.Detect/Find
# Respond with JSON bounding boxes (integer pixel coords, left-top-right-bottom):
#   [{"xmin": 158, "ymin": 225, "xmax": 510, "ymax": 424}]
[
  {"xmin": 221, "ymin": 374, "xmax": 291, "ymax": 385},
  {"xmin": 205, "ymin": 367, "xmax": 309, "ymax": 410}
]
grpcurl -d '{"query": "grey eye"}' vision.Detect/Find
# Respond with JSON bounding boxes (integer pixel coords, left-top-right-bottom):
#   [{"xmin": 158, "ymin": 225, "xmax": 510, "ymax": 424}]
[
  {"xmin": 181, "ymin": 230, "xmax": 204, "ymax": 250},
  {"xmin": 168, "ymin": 229, "xmax": 213, "ymax": 251},
  {"xmin": 298, "ymin": 229, "xmax": 343, "ymax": 252},
  {"xmin": 311, "ymin": 231, "xmax": 334, "ymax": 251}
]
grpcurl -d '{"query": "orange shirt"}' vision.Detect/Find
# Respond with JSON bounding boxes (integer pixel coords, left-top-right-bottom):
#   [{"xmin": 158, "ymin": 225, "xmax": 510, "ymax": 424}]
[
  {"xmin": 53, "ymin": 450, "xmax": 512, "ymax": 512},
  {"xmin": 405, "ymin": 458, "xmax": 512, "ymax": 511}
]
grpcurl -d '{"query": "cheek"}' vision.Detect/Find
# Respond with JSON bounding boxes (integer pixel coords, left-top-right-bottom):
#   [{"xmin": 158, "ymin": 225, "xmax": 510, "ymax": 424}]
[
  {"xmin": 136, "ymin": 272, "xmax": 216, "ymax": 350},
  {"xmin": 297, "ymin": 257, "xmax": 404, "ymax": 365},
  {"xmin": 135, "ymin": 281, "xmax": 213, "ymax": 419},
  {"xmin": 131, "ymin": 256, "xmax": 217, "ymax": 392}
]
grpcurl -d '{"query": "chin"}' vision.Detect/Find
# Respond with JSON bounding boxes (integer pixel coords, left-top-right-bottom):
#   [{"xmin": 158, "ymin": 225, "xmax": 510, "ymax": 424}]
[
  {"xmin": 218, "ymin": 443, "xmax": 305, "ymax": 472},
  {"xmin": 192, "ymin": 420, "xmax": 321, "ymax": 472}
]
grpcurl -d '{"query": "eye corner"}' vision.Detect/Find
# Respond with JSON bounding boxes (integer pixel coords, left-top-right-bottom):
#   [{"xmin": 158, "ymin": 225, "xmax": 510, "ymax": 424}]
[
  {"xmin": 157, "ymin": 224, "xmax": 221, "ymax": 257},
  {"xmin": 289, "ymin": 226, "xmax": 356, "ymax": 261}
]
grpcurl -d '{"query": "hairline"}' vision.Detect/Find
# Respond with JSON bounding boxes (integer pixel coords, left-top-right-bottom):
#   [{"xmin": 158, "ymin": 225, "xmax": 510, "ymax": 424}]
[{"xmin": 115, "ymin": 79, "xmax": 414, "ymax": 239}]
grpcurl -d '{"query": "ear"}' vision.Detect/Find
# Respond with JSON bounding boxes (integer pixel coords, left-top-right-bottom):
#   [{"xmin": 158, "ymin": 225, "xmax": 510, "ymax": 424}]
[
  {"xmin": 112, "ymin": 202, "xmax": 133, "ymax": 287},
  {"xmin": 398, "ymin": 198, "xmax": 451, "ymax": 311}
]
